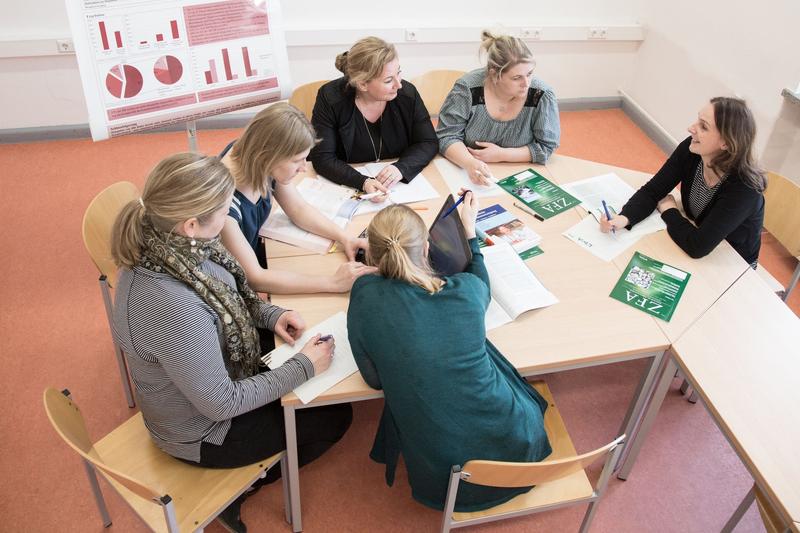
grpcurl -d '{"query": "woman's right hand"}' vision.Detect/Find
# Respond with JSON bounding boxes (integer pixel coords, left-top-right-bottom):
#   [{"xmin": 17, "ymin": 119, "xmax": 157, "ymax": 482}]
[
  {"xmin": 330, "ymin": 261, "xmax": 378, "ymax": 292},
  {"xmin": 466, "ymin": 159, "xmax": 493, "ymax": 186},
  {"xmin": 300, "ymin": 334, "xmax": 334, "ymax": 375},
  {"xmin": 599, "ymin": 214, "xmax": 629, "ymax": 233},
  {"xmin": 363, "ymin": 178, "xmax": 389, "ymax": 203},
  {"xmin": 458, "ymin": 189, "xmax": 479, "ymax": 239}
]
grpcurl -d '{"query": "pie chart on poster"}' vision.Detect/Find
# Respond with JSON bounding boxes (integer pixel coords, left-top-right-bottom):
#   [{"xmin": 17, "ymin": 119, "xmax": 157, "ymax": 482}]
[
  {"xmin": 153, "ymin": 55, "xmax": 183, "ymax": 85},
  {"xmin": 106, "ymin": 64, "xmax": 144, "ymax": 98}
]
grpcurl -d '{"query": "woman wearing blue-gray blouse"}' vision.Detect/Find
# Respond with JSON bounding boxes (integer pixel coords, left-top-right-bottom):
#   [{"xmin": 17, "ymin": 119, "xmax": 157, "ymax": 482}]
[{"xmin": 437, "ymin": 31, "xmax": 560, "ymax": 185}]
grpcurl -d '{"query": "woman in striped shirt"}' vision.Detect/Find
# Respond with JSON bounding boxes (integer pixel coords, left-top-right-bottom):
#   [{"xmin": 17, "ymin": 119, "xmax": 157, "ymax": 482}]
[
  {"xmin": 600, "ymin": 97, "xmax": 766, "ymax": 267},
  {"xmin": 111, "ymin": 153, "xmax": 352, "ymax": 532}
]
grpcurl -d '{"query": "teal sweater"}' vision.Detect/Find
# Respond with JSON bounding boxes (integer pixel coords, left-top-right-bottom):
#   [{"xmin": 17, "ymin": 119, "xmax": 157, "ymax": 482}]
[{"xmin": 347, "ymin": 238, "xmax": 552, "ymax": 512}]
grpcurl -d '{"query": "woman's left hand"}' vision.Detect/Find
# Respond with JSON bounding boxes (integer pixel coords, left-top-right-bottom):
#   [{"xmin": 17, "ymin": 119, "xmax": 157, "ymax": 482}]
[
  {"xmin": 657, "ymin": 194, "xmax": 678, "ymax": 213},
  {"xmin": 342, "ymin": 236, "xmax": 368, "ymax": 262},
  {"xmin": 274, "ymin": 310, "xmax": 306, "ymax": 346},
  {"xmin": 373, "ymin": 164, "xmax": 403, "ymax": 188},
  {"xmin": 467, "ymin": 141, "xmax": 504, "ymax": 163}
]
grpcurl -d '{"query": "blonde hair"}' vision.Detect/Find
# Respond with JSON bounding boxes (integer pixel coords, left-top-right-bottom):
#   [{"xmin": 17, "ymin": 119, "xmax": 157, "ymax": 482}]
[
  {"xmin": 230, "ymin": 102, "xmax": 317, "ymax": 197},
  {"xmin": 335, "ymin": 36, "xmax": 397, "ymax": 88},
  {"xmin": 480, "ymin": 30, "xmax": 535, "ymax": 80},
  {"xmin": 367, "ymin": 205, "xmax": 443, "ymax": 294},
  {"xmin": 111, "ymin": 153, "xmax": 234, "ymax": 268}
]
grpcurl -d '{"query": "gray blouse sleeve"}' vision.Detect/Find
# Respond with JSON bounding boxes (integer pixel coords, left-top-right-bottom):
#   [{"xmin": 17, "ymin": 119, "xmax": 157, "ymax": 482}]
[
  {"xmin": 436, "ymin": 79, "xmax": 473, "ymax": 155},
  {"xmin": 527, "ymin": 87, "xmax": 560, "ymax": 163}
]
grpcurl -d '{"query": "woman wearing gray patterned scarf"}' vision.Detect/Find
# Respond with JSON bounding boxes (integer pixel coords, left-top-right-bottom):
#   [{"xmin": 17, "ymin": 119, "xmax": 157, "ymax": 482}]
[{"xmin": 110, "ymin": 153, "xmax": 352, "ymax": 532}]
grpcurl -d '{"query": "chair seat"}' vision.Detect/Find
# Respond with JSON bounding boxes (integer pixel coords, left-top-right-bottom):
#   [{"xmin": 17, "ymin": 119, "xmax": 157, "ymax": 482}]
[
  {"xmin": 94, "ymin": 413, "xmax": 274, "ymax": 532},
  {"xmin": 452, "ymin": 381, "xmax": 594, "ymax": 523}
]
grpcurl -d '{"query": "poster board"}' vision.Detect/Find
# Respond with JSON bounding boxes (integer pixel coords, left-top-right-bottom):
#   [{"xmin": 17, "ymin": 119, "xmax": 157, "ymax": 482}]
[{"xmin": 65, "ymin": 0, "xmax": 292, "ymax": 140}]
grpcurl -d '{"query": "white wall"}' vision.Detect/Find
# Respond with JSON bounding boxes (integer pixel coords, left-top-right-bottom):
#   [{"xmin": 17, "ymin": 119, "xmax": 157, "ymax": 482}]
[
  {"xmin": 623, "ymin": 0, "xmax": 800, "ymax": 179},
  {"xmin": 0, "ymin": 0, "xmax": 644, "ymax": 129}
]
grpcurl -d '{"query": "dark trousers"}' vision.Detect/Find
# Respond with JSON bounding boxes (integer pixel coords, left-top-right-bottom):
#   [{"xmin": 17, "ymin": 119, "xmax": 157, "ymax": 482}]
[{"xmin": 197, "ymin": 399, "xmax": 352, "ymax": 484}]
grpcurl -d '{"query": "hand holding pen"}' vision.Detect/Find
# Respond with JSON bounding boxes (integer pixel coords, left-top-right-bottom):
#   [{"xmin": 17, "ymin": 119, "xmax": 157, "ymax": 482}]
[
  {"xmin": 598, "ymin": 201, "xmax": 629, "ymax": 236},
  {"xmin": 300, "ymin": 334, "xmax": 335, "ymax": 375}
]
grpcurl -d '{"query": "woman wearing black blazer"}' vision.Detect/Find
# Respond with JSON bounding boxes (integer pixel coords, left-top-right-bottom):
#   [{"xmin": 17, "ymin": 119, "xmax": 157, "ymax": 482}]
[
  {"xmin": 308, "ymin": 36, "xmax": 438, "ymax": 200},
  {"xmin": 602, "ymin": 97, "xmax": 766, "ymax": 266}
]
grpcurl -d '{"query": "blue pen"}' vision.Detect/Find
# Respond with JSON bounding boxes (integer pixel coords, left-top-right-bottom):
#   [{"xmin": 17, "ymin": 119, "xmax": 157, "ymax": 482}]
[
  {"xmin": 441, "ymin": 190, "xmax": 470, "ymax": 219},
  {"xmin": 601, "ymin": 199, "xmax": 616, "ymax": 237}
]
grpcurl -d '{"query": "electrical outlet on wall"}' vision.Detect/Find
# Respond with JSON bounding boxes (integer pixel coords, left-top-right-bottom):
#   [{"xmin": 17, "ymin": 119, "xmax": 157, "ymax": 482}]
[
  {"xmin": 56, "ymin": 39, "xmax": 75, "ymax": 53},
  {"xmin": 588, "ymin": 27, "xmax": 608, "ymax": 39},
  {"xmin": 521, "ymin": 28, "xmax": 542, "ymax": 40}
]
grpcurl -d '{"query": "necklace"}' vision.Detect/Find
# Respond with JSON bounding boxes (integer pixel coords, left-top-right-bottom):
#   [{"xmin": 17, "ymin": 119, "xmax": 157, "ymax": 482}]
[{"xmin": 362, "ymin": 114, "xmax": 382, "ymax": 162}]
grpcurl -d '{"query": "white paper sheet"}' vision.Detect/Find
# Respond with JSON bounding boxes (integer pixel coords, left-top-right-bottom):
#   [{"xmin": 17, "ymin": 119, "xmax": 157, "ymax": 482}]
[
  {"xmin": 563, "ymin": 215, "xmax": 642, "ymax": 262},
  {"xmin": 346, "ymin": 164, "xmax": 440, "ymax": 215},
  {"xmin": 262, "ymin": 312, "xmax": 357, "ymax": 404},
  {"xmin": 434, "ymin": 158, "xmax": 504, "ymax": 198}
]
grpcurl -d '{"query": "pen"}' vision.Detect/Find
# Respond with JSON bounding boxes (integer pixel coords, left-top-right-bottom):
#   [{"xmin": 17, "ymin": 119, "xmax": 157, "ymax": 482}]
[
  {"xmin": 601, "ymin": 199, "xmax": 616, "ymax": 237},
  {"xmin": 476, "ymin": 228, "xmax": 495, "ymax": 245},
  {"xmin": 513, "ymin": 202, "xmax": 544, "ymax": 221},
  {"xmin": 441, "ymin": 190, "xmax": 470, "ymax": 219},
  {"xmin": 315, "ymin": 334, "xmax": 333, "ymax": 345},
  {"xmin": 358, "ymin": 191, "xmax": 389, "ymax": 200}
]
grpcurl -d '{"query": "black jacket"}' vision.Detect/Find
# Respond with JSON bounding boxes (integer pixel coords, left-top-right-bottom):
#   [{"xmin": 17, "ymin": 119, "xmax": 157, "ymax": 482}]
[
  {"xmin": 308, "ymin": 77, "xmax": 438, "ymax": 190},
  {"xmin": 620, "ymin": 136, "xmax": 764, "ymax": 264}
]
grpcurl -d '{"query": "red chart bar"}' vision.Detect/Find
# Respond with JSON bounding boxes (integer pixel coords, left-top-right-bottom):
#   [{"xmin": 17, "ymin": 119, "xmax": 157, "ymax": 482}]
[
  {"xmin": 204, "ymin": 71, "xmax": 213, "ymax": 84},
  {"xmin": 114, "ymin": 31, "xmax": 123, "ymax": 48},
  {"xmin": 170, "ymin": 20, "xmax": 179, "ymax": 39},
  {"xmin": 156, "ymin": 34, "xmax": 164, "ymax": 42},
  {"xmin": 208, "ymin": 59, "xmax": 218, "ymax": 83},
  {"xmin": 242, "ymin": 47, "xmax": 253, "ymax": 77},
  {"xmin": 99, "ymin": 21, "xmax": 110, "ymax": 50},
  {"xmin": 221, "ymin": 48, "xmax": 233, "ymax": 81}
]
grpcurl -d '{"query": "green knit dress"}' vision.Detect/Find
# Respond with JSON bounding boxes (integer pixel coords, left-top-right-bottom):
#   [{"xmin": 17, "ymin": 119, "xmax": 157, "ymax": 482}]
[{"xmin": 347, "ymin": 238, "xmax": 552, "ymax": 512}]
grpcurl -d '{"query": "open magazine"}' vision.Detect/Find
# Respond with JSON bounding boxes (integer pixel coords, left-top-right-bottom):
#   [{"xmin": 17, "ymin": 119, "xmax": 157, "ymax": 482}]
[{"xmin": 481, "ymin": 242, "xmax": 558, "ymax": 330}]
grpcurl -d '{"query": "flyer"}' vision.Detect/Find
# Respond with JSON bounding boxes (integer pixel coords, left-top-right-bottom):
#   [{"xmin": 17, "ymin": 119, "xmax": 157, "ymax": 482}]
[
  {"xmin": 476, "ymin": 204, "xmax": 543, "ymax": 259},
  {"xmin": 496, "ymin": 168, "xmax": 581, "ymax": 219},
  {"xmin": 610, "ymin": 252, "xmax": 691, "ymax": 322},
  {"xmin": 65, "ymin": 0, "xmax": 292, "ymax": 140}
]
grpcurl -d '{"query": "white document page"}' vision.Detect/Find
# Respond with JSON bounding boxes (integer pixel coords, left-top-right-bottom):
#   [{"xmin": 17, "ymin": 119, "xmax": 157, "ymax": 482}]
[
  {"xmin": 262, "ymin": 312, "xmax": 357, "ymax": 405},
  {"xmin": 562, "ymin": 215, "xmax": 643, "ymax": 262},
  {"xmin": 346, "ymin": 164, "xmax": 440, "ymax": 215},
  {"xmin": 434, "ymin": 158, "xmax": 504, "ymax": 198},
  {"xmin": 481, "ymin": 242, "xmax": 559, "ymax": 330},
  {"xmin": 561, "ymin": 173, "xmax": 666, "ymax": 236}
]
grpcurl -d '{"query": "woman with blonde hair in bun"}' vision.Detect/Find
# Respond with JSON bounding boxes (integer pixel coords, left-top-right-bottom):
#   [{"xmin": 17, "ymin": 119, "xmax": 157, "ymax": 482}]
[
  {"xmin": 347, "ymin": 191, "xmax": 551, "ymax": 512},
  {"xmin": 438, "ymin": 30, "xmax": 560, "ymax": 184},
  {"xmin": 308, "ymin": 36, "xmax": 438, "ymax": 197}
]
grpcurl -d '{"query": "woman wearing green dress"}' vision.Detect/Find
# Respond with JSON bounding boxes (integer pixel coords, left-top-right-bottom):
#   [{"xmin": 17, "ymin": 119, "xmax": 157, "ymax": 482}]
[{"xmin": 347, "ymin": 192, "xmax": 552, "ymax": 512}]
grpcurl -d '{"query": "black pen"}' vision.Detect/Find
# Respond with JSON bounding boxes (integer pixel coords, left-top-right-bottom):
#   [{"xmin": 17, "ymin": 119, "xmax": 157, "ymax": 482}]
[
  {"xmin": 315, "ymin": 334, "xmax": 333, "ymax": 345},
  {"xmin": 513, "ymin": 202, "xmax": 544, "ymax": 221}
]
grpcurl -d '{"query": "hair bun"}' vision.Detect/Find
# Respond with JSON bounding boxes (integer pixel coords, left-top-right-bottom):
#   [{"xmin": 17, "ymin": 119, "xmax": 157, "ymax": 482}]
[{"xmin": 334, "ymin": 51, "xmax": 349, "ymax": 74}]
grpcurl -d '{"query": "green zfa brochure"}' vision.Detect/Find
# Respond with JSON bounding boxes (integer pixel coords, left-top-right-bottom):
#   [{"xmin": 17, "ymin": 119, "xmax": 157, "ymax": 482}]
[
  {"xmin": 497, "ymin": 168, "xmax": 581, "ymax": 219},
  {"xmin": 610, "ymin": 252, "xmax": 691, "ymax": 322}
]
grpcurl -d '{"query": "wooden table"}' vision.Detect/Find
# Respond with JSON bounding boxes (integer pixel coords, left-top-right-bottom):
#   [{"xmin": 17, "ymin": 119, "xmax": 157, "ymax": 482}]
[
  {"xmin": 617, "ymin": 269, "xmax": 800, "ymax": 527},
  {"xmin": 271, "ymin": 157, "xmax": 677, "ymax": 531}
]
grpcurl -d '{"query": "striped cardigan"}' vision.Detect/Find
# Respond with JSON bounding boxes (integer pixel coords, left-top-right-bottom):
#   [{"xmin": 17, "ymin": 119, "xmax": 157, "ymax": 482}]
[{"xmin": 113, "ymin": 260, "xmax": 313, "ymax": 462}]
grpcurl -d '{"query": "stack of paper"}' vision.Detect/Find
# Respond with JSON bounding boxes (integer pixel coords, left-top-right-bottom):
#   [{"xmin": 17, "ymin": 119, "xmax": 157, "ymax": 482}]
[
  {"xmin": 434, "ymin": 158, "xmax": 504, "ymax": 198},
  {"xmin": 481, "ymin": 242, "xmax": 558, "ymax": 330},
  {"xmin": 262, "ymin": 311, "xmax": 358, "ymax": 404}
]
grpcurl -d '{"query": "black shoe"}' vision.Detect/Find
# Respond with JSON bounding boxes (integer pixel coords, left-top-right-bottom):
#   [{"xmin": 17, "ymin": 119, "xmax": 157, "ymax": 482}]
[{"xmin": 217, "ymin": 495, "xmax": 247, "ymax": 533}]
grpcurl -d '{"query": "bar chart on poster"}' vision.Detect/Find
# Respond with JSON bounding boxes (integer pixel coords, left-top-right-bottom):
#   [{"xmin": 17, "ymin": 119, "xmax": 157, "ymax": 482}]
[{"xmin": 66, "ymin": 0, "xmax": 292, "ymax": 140}]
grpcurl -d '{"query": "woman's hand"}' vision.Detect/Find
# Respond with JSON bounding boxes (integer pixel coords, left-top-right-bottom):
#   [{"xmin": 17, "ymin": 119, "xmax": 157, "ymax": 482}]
[
  {"xmin": 467, "ymin": 141, "xmax": 504, "ymax": 163},
  {"xmin": 342, "ymin": 236, "xmax": 369, "ymax": 262},
  {"xmin": 599, "ymin": 213, "xmax": 629, "ymax": 233},
  {"xmin": 373, "ymin": 164, "xmax": 403, "ymax": 189},
  {"xmin": 465, "ymin": 159, "xmax": 493, "ymax": 186},
  {"xmin": 299, "ymin": 334, "xmax": 335, "ymax": 375},
  {"xmin": 657, "ymin": 194, "xmax": 678, "ymax": 213},
  {"xmin": 273, "ymin": 310, "xmax": 306, "ymax": 346},
  {"xmin": 458, "ymin": 189, "xmax": 479, "ymax": 239},
  {"xmin": 329, "ymin": 261, "xmax": 378, "ymax": 292},
  {"xmin": 363, "ymin": 178, "xmax": 389, "ymax": 203}
]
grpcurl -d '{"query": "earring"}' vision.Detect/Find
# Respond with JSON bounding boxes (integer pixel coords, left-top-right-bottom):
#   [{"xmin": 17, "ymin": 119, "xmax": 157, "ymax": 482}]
[{"xmin": 190, "ymin": 239, "xmax": 197, "ymax": 253}]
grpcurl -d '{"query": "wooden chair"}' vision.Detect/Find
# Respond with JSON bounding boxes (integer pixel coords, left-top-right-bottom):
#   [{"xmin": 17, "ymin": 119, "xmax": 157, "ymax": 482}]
[
  {"xmin": 757, "ymin": 171, "xmax": 800, "ymax": 302},
  {"xmin": 43, "ymin": 388, "xmax": 290, "ymax": 532},
  {"xmin": 82, "ymin": 181, "xmax": 140, "ymax": 407},
  {"xmin": 721, "ymin": 483, "xmax": 790, "ymax": 533},
  {"xmin": 440, "ymin": 381, "xmax": 625, "ymax": 533},
  {"xmin": 288, "ymin": 80, "xmax": 328, "ymax": 120},
  {"xmin": 411, "ymin": 70, "xmax": 465, "ymax": 118}
]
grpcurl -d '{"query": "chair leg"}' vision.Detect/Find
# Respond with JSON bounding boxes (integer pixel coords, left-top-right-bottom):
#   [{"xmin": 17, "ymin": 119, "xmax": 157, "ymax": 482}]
[
  {"xmin": 579, "ymin": 500, "xmax": 600, "ymax": 533},
  {"xmin": 782, "ymin": 262, "xmax": 800, "ymax": 302},
  {"xmin": 280, "ymin": 454, "xmax": 292, "ymax": 525},
  {"xmin": 679, "ymin": 378, "xmax": 690, "ymax": 395},
  {"xmin": 82, "ymin": 460, "xmax": 112, "ymax": 527},
  {"xmin": 99, "ymin": 277, "xmax": 135, "ymax": 408},
  {"xmin": 160, "ymin": 496, "xmax": 180, "ymax": 533},
  {"xmin": 721, "ymin": 485, "xmax": 756, "ymax": 533},
  {"xmin": 687, "ymin": 389, "xmax": 699, "ymax": 403},
  {"xmin": 440, "ymin": 467, "xmax": 462, "ymax": 533}
]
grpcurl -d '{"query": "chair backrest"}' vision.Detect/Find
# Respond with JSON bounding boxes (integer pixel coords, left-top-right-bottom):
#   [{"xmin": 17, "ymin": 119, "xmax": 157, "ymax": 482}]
[
  {"xmin": 82, "ymin": 181, "xmax": 140, "ymax": 288},
  {"xmin": 43, "ymin": 388, "xmax": 161, "ymax": 502},
  {"xmin": 411, "ymin": 70, "xmax": 465, "ymax": 117},
  {"xmin": 289, "ymin": 80, "xmax": 328, "ymax": 120},
  {"xmin": 461, "ymin": 435, "xmax": 626, "ymax": 488},
  {"xmin": 763, "ymin": 171, "xmax": 800, "ymax": 257}
]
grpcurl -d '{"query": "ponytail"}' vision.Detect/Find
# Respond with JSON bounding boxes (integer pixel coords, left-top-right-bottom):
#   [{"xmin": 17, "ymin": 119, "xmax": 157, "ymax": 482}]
[{"xmin": 111, "ymin": 199, "xmax": 148, "ymax": 268}]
